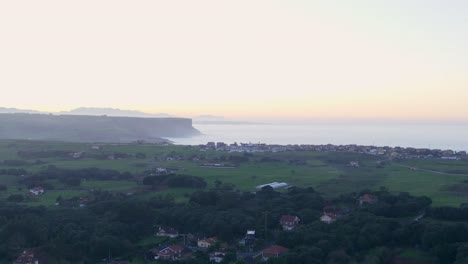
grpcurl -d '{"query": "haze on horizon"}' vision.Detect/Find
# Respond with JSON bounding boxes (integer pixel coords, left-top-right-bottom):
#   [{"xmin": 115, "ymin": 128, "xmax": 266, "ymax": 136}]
[{"xmin": 0, "ymin": 0, "xmax": 467, "ymax": 122}]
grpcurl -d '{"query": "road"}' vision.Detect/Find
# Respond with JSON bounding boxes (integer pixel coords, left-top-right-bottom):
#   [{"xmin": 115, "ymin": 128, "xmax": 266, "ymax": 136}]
[{"xmin": 395, "ymin": 164, "xmax": 468, "ymax": 176}]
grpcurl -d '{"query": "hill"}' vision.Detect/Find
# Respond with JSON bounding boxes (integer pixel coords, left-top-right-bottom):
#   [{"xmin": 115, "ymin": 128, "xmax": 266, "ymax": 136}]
[
  {"xmin": 0, "ymin": 113, "xmax": 200, "ymax": 143},
  {"xmin": 59, "ymin": 107, "xmax": 173, "ymax": 118}
]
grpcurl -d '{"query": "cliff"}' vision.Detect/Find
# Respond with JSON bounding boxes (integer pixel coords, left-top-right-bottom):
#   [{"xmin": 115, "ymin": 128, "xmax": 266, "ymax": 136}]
[{"xmin": 0, "ymin": 113, "xmax": 200, "ymax": 143}]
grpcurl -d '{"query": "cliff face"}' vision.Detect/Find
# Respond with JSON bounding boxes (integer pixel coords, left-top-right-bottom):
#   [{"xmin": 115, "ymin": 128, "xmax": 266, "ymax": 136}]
[{"xmin": 0, "ymin": 114, "xmax": 200, "ymax": 143}]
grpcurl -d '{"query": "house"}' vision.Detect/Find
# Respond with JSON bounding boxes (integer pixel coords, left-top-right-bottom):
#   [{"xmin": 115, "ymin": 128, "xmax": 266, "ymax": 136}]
[
  {"xmin": 261, "ymin": 245, "xmax": 289, "ymax": 260},
  {"xmin": 358, "ymin": 194, "xmax": 378, "ymax": 205},
  {"xmin": 156, "ymin": 226, "xmax": 179, "ymax": 238},
  {"xmin": 70, "ymin": 152, "xmax": 84, "ymax": 159},
  {"xmin": 156, "ymin": 167, "xmax": 168, "ymax": 174},
  {"xmin": 320, "ymin": 214, "xmax": 336, "ymax": 224},
  {"xmin": 209, "ymin": 251, "xmax": 226, "ymax": 263},
  {"xmin": 152, "ymin": 245, "xmax": 192, "ymax": 261},
  {"xmin": 320, "ymin": 206, "xmax": 337, "ymax": 224},
  {"xmin": 279, "ymin": 215, "xmax": 300, "ymax": 231},
  {"xmin": 349, "ymin": 161, "xmax": 360, "ymax": 167},
  {"xmin": 29, "ymin": 187, "xmax": 44, "ymax": 196},
  {"xmin": 216, "ymin": 142, "xmax": 227, "ymax": 149},
  {"xmin": 198, "ymin": 237, "xmax": 218, "ymax": 248},
  {"xmin": 14, "ymin": 250, "xmax": 39, "ymax": 264},
  {"xmin": 242, "ymin": 230, "xmax": 256, "ymax": 246}
]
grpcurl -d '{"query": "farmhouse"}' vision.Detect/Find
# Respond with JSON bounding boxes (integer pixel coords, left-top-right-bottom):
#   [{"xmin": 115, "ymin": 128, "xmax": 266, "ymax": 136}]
[
  {"xmin": 29, "ymin": 187, "xmax": 44, "ymax": 196},
  {"xmin": 279, "ymin": 215, "xmax": 301, "ymax": 231},
  {"xmin": 261, "ymin": 245, "xmax": 289, "ymax": 260}
]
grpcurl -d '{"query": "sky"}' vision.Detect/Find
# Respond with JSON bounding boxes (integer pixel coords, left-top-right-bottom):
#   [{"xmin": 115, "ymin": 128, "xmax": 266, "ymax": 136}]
[{"xmin": 0, "ymin": 0, "xmax": 467, "ymax": 121}]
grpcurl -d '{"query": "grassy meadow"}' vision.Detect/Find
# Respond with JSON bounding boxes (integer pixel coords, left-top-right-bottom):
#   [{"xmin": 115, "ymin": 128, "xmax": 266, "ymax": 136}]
[{"xmin": 0, "ymin": 139, "xmax": 466, "ymax": 207}]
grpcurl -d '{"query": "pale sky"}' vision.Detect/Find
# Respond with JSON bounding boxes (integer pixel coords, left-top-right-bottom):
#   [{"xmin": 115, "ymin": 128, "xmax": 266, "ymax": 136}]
[{"xmin": 0, "ymin": 0, "xmax": 467, "ymax": 121}]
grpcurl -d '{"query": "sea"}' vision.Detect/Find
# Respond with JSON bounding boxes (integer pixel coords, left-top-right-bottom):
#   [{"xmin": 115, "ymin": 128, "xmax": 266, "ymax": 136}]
[{"xmin": 166, "ymin": 123, "xmax": 468, "ymax": 151}]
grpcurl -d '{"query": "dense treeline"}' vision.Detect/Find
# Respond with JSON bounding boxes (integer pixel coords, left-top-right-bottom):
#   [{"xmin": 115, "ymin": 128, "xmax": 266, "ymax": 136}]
[
  {"xmin": 0, "ymin": 168, "xmax": 27, "ymax": 176},
  {"xmin": 18, "ymin": 150, "xmax": 72, "ymax": 159},
  {"xmin": 143, "ymin": 174, "xmax": 207, "ymax": 189},
  {"xmin": 22, "ymin": 166, "xmax": 133, "ymax": 188},
  {"xmin": 0, "ymin": 187, "xmax": 467, "ymax": 263},
  {"xmin": 429, "ymin": 207, "xmax": 468, "ymax": 221}
]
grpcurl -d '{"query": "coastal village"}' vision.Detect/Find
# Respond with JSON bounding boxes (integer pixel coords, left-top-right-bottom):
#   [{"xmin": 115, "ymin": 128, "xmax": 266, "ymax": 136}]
[{"xmin": 200, "ymin": 142, "xmax": 467, "ymax": 160}]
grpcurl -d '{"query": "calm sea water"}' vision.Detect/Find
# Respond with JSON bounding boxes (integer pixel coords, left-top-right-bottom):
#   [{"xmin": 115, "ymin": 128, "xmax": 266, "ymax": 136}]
[{"xmin": 166, "ymin": 123, "xmax": 468, "ymax": 151}]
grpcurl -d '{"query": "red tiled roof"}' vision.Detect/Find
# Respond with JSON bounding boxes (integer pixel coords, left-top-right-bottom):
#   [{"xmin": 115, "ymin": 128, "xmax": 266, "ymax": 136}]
[
  {"xmin": 168, "ymin": 245, "xmax": 185, "ymax": 251},
  {"xmin": 201, "ymin": 237, "xmax": 218, "ymax": 244},
  {"xmin": 360, "ymin": 194, "xmax": 377, "ymax": 201},
  {"xmin": 262, "ymin": 245, "xmax": 289, "ymax": 256},
  {"xmin": 280, "ymin": 215, "xmax": 299, "ymax": 223}
]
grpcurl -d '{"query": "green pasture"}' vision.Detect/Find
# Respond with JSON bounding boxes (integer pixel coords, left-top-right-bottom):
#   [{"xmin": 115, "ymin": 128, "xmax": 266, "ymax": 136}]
[{"xmin": 0, "ymin": 139, "xmax": 467, "ymax": 207}]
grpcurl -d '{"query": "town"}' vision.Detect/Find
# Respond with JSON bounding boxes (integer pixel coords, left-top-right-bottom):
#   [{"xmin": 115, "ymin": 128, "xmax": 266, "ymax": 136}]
[{"xmin": 200, "ymin": 142, "xmax": 467, "ymax": 160}]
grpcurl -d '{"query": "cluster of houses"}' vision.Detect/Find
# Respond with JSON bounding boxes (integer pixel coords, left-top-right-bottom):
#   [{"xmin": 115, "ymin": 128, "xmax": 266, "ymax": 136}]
[
  {"xmin": 148, "ymin": 195, "xmax": 380, "ymax": 263},
  {"xmin": 320, "ymin": 194, "xmax": 378, "ymax": 224},
  {"xmin": 149, "ymin": 215, "xmax": 301, "ymax": 263},
  {"xmin": 15, "ymin": 199, "xmax": 380, "ymax": 264},
  {"xmin": 200, "ymin": 142, "xmax": 467, "ymax": 160},
  {"xmin": 13, "ymin": 250, "xmax": 40, "ymax": 264}
]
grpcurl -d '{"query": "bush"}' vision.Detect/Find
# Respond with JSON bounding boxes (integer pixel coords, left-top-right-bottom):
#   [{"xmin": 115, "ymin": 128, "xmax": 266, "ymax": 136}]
[{"xmin": 7, "ymin": 194, "xmax": 24, "ymax": 202}]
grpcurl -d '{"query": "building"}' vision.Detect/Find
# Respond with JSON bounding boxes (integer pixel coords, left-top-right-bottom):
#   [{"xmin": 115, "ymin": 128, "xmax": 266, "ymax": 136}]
[
  {"xmin": 358, "ymin": 194, "xmax": 378, "ymax": 205},
  {"xmin": 216, "ymin": 142, "xmax": 227, "ymax": 149},
  {"xmin": 156, "ymin": 226, "xmax": 179, "ymax": 238},
  {"xmin": 349, "ymin": 161, "xmax": 360, "ymax": 167},
  {"xmin": 242, "ymin": 230, "xmax": 256, "ymax": 246},
  {"xmin": 14, "ymin": 250, "xmax": 39, "ymax": 264},
  {"xmin": 261, "ymin": 245, "xmax": 289, "ymax": 260},
  {"xmin": 29, "ymin": 187, "xmax": 44, "ymax": 196},
  {"xmin": 255, "ymin": 182, "xmax": 288, "ymax": 190},
  {"xmin": 152, "ymin": 245, "xmax": 192, "ymax": 261},
  {"xmin": 279, "ymin": 215, "xmax": 301, "ymax": 231},
  {"xmin": 320, "ymin": 206, "xmax": 337, "ymax": 224},
  {"xmin": 320, "ymin": 214, "xmax": 336, "ymax": 224},
  {"xmin": 197, "ymin": 237, "xmax": 218, "ymax": 248},
  {"xmin": 209, "ymin": 252, "xmax": 226, "ymax": 263}
]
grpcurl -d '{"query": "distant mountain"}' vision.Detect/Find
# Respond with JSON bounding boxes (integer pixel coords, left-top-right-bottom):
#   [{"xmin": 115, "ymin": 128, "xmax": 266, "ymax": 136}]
[
  {"xmin": 60, "ymin": 107, "xmax": 173, "ymax": 118},
  {"xmin": 0, "ymin": 113, "xmax": 200, "ymax": 143},
  {"xmin": 0, "ymin": 107, "xmax": 43, "ymax": 114}
]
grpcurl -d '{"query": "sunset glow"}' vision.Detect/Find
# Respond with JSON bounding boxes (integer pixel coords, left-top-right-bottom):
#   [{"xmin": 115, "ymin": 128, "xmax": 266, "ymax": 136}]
[{"xmin": 1, "ymin": 0, "xmax": 467, "ymax": 121}]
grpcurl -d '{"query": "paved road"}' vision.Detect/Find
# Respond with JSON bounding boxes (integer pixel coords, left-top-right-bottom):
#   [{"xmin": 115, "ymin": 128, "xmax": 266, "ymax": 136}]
[{"xmin": 396, "ymin": 164, "xmax": 468, "ymax": 176}]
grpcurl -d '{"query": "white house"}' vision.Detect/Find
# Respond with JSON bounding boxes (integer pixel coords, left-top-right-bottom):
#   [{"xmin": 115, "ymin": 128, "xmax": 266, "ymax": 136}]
[
  {"xmin": 209, "ymin": 252, "xmax": 226, "ymax": 263},
  {"xmin": 29, "ymin": 187, "xmax": 44, "ymax": 196},
  {"xmin": 320, "ymin": 214, "xmax": 336, "ymax": 224},
  {"xmin": 197, "ymin": 237, "xmax": 218, "ymax": 248}
]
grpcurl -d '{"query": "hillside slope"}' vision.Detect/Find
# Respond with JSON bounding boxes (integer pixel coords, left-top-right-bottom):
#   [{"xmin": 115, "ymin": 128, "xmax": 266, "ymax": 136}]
[{"xmin": 0, "ymin": 113, "xmax": 200, "ymax": 143}]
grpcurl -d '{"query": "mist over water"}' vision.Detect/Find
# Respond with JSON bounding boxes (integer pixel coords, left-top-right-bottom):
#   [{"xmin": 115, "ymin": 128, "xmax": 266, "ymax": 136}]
[{"xmin": 167, "ymin": 123, "xmax": 468, "ymax": 151}]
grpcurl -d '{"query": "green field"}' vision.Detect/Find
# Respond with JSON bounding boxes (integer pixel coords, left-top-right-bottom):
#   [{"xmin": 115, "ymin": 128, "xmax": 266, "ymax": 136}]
[{"xmin": 0, "ymin": 140, "xmax": 467, "ymax": 207}]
